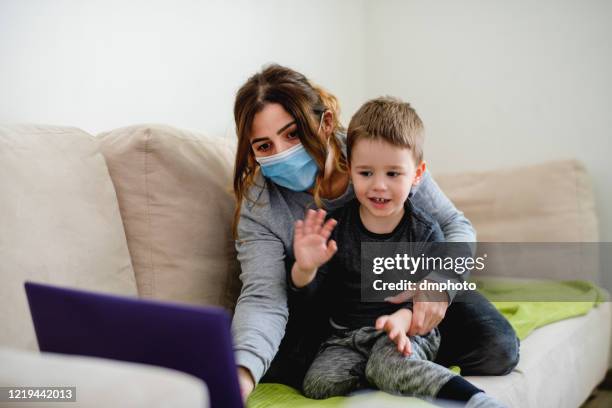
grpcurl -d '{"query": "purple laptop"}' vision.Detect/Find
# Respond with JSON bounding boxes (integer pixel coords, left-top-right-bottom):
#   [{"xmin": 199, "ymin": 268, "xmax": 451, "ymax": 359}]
[{"xmin": 24, "ymin": 281, "xmax": 244, "ymax": 408}]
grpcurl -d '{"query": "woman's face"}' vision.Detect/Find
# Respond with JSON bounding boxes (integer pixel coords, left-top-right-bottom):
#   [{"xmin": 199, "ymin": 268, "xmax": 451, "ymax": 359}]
[{"xmin": 249, "ymin": 103, "xmax": 301, "ymax": 158}]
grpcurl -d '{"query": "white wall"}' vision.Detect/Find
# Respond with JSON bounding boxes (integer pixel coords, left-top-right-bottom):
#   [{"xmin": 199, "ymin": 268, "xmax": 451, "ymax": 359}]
[
  {"xmin": 0, "ymin": 0, "xmax": 366, "ymax": 137},
  {"xmin": 364, "ymin": 0, "xmax": 612, "ymax": 240},
  {"xmin": 2, "ymin": 0, "xmax": 611, "ymax": 240}
]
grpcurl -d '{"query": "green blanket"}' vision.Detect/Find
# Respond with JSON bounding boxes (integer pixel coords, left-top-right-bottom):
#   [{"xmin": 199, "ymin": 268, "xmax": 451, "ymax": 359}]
[{"xmin": 247, "ymin": 280, "xmax": 608, "ymax": 408}]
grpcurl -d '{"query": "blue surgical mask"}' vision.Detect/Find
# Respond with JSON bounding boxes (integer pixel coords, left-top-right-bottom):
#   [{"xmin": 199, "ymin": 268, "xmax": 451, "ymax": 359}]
[{"xmin": 255, "ymin": 143, "xmax": 319, "ymax": 191}]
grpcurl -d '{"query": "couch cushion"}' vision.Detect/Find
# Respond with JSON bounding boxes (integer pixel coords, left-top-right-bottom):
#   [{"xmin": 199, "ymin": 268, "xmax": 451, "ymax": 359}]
[
  {"xmin": 435, "ymin": 160, "xmax": 599, "ymax": 242},
  {"xmin": 468, "ymin": 301, "xmax": 611, "ymax": 408},
  {"xmin": 97, "ymin": 124, "xmax": 240, "ymax": 310},
  {"xmin": 0, "ymin": 347, "xmax": 209, "ymax": 408},
  {"xmin": 0, "ymin": 124, "xmax": 137, "ymax": 351}
]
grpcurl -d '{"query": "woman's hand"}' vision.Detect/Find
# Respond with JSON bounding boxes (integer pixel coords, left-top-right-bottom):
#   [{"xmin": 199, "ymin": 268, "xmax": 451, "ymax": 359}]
[
  {"xmin": 376, "ymin": 308, "xmax": 413, "ymax": 356},
  {"xmin": 385, "ymin": 281, "xmax": 449, "ymax": 336},
  {"xmin": 407, "ymin": 297, "xmax": 448, "ymax": 336},
  {"xmin": 237, "ymin": 366, "xmax": 255, "ymax": 403},
  {"xmin": 292, "ymin": 209, "xmax": 337, "ymax": 288}
]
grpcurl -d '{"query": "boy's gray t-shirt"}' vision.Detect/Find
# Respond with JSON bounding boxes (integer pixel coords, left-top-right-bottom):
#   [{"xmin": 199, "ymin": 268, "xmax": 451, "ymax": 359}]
[{"xmin": 231, "ymin": 135, "xmax": 476, "ymax": 384}]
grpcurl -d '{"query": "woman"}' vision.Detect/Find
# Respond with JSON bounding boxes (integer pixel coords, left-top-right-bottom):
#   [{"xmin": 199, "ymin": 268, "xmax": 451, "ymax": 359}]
[{"xmin": 231, "ymin": 64, "xmax": 519, "ymax": 400}]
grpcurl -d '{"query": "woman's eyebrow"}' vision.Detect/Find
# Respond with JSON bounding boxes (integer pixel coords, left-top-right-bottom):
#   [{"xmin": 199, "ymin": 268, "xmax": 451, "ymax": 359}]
[
  {"xmin": 251, "ymin": 121, "xmax": 296, "ymax": 145},
  {"xmin": 276, "ymin": 121, "xmax": 296, "ymax": 135},
  {"xmin": 251, "ymin": 137, "xmax": 268, "ymax": 145}
]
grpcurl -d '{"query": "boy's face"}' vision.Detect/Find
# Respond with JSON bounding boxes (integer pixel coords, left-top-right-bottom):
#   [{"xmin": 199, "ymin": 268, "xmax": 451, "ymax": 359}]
[{"xmin": 350, "ymin": 138, "xmax": 424, "ymax": 222}]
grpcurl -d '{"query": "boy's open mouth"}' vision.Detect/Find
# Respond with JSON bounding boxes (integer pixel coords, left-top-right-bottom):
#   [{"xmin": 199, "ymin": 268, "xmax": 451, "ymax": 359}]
[{"xmin": 369, "ymin": 197, "xmax": 391, "ymax": 204}]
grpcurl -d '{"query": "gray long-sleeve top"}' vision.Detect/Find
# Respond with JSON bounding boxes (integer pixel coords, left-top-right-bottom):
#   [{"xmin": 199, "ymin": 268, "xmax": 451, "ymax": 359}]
[{"xmin": 231, "ymin": 141, "xmax": 476, "ymax": 384}]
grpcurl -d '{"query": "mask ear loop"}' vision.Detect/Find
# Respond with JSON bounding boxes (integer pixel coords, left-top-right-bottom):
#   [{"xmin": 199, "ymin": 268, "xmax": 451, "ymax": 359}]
[
  {"xmin": 316, "ymin": 109, "xmax": 332, "ymax": 143},
  {"xmin": 317, "ymin": 112, "xmax": 325, "ymax": 134}
]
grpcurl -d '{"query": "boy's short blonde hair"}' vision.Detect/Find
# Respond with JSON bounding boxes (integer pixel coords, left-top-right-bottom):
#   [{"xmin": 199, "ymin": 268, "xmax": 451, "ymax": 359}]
[{"xmin": 347, "ymin": 96, "xmax": 424, "ymax": 164}]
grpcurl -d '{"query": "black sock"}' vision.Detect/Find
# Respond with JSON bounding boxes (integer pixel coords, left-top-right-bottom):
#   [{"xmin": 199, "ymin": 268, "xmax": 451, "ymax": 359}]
[{"xmin": 436, "ymin": 376, "xmax": 483, "ymax": 402}]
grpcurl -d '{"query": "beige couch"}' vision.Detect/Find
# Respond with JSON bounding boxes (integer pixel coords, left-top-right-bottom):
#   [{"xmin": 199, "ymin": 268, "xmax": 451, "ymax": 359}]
[{"xmin": 0, "ymin": 124, "xmax": 609, "ymax": 408}]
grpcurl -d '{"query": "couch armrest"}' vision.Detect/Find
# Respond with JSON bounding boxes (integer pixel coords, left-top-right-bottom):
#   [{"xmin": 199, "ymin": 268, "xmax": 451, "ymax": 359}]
[{"xmin": 0, "ymin": 347, "xmax": 208, "ymax": 408}]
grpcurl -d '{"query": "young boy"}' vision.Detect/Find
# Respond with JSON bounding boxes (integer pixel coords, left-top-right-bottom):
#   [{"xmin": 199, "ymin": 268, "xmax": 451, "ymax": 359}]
[{"xmin": 290, "ymin": 97, "xmax": 505, "ymax": 407}]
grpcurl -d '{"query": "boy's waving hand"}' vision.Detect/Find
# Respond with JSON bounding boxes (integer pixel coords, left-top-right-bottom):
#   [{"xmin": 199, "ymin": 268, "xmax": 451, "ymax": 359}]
[{"xmin": 292, "ymin": 209, "xmax": 338, "ymax": 288}]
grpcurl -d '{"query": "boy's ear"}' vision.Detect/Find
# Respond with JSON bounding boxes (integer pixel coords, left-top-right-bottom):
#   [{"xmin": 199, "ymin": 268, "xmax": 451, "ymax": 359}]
[{"xmin": 412, "ymin": 161, "xmax": 427, "ymax": 186}]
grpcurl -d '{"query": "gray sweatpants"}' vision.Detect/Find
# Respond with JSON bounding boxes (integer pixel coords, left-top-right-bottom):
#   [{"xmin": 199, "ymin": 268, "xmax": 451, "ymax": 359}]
[{"xmin": 302, "ymin": 326, "xmax": 456, "ymax": 400}]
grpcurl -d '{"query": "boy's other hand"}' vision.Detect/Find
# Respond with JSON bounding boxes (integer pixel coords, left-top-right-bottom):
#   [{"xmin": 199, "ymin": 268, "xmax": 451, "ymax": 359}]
[
  {"xmin": 293, "ymin": 208, "xmax": 338, "ymax": 274},
  {"xmin": 375, "ymin": 308, "xmax": 413, "ymax": 356}
]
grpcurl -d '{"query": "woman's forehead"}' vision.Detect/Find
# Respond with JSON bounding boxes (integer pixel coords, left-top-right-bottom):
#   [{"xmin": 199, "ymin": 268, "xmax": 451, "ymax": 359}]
[{"xmin": 250, "ymin": 103, "xmax": 295, "ymax": 139}]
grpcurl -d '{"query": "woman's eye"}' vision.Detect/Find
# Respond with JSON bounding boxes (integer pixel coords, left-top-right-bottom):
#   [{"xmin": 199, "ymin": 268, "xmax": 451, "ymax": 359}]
[
  {"xmin": 257, "ymin": 143, "xmax": 271, "ymax": 152},
  {"xmin": 359, "ymin": 171, "xmax": 373, "ymax": 177},
  {"xmin": 287, "ymin": 131, "xmax": 299, "ymax": 140}
]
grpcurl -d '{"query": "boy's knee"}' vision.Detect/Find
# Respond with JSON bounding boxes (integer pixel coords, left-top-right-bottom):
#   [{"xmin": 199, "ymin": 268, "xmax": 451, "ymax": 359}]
[{"xmin": 364, "ymin": 358, "xmax": 394, "ymax": 389}]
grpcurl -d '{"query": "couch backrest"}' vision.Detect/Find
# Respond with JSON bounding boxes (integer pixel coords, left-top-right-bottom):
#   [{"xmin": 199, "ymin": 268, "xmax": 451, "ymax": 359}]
[
  {"xmin": 97, "ymin": 124, "xmax": 241, "ymax": 311},
  {"xmin": 0, "ymin": 124, "xmax": 137, "ymax": 351},
  {"xmin": 436, "ymin": 160, "xmax": 599, "ymax": 243},
  {"xmin": 96, "ymin": 126, "xmax": 600, "ymax": 300},
  {"xmin": 3, "ymin": 123, "xmax": 599, "ymax": 342},
  {"xmin": 436, "ymin": 160, "xmax": 600, "ymax": 281}
]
